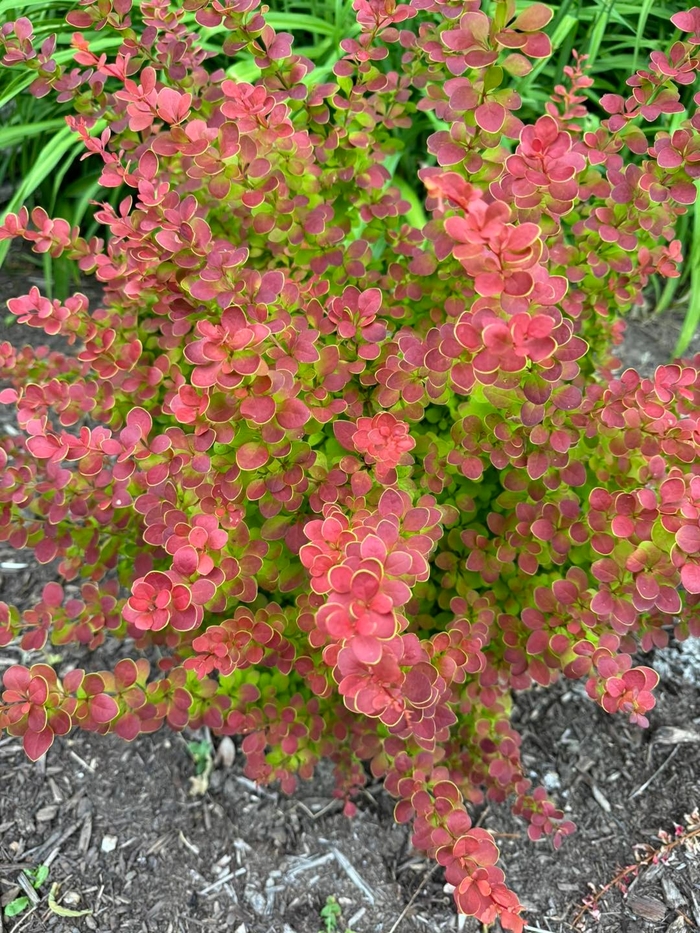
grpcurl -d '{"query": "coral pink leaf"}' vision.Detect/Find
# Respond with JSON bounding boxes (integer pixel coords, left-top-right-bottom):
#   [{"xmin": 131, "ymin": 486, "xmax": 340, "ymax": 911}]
[
  {"xmin": 26, "ymin": 435, "xmax": 62, "ymax": 459},
  {"xmin": 475, "ymin": 102, "xmax": 506, "ymax": 134},
  {"xmin": 502, "ymin": 53, "xmax": 533, "ymax": 76},
  {"xmin": 350, "ymin": 635, "xmax": 383, "ymax": 664},
  {"xmin": 333, "ymin": 421, "xmax": 357, "ymax": 451},
  {"xmin": 34, "ymin": 537, "xmax": 58, "ymax": 564},
  {"xmin": 173, "ymin": 545, "xmax": 198, "ymax": 576},
  {"xmin": 600, "ymin": 93, "xmax": 625, "ymax": 114},
  {"xmin": 115, "ymin": 712, "xmax": 142, "ymax": 741},
  {"xmin": 676, "ymin": 525, "xmax": 700, "ymax": 554},
  {"xmin": 512, "ymin": 4, "xmax": 553, "ymax": 30},
  {"xmin": 63, "ymin": 668, "xmax": 84, "ymax": 693},
  {"xmin": 241, "ymin": 396, "xmax": 275, "ymax": 423},
  {"xmin": 42, "ymin": 582, "xmax": 64, "ymax": 607},
  {"xmin": 681, "ymin": 562, "xmax": 700, "ymax": 594},
  {"xmin": 24, "ymin": 728, "xmax": 54, "ymax": 761},
  {"xmin": 277, "ymin": 398, "xmax": 311, "ymax": 429},
  {"xmin": 4, "ymin": 665, "xmax": 31, "ymax": 693},
  {"xmin": 114, "ymin": 659, "xmax": 138, "ymax": 689},
  {"xmin": 671, "ymin": 9, "xmax": 700, "ymax": 31},
  {"xmin": 126, "ymin": 407, "xmax": 152, "ymax": 436},
  {"xmin": 236, "ymin": 443, "xmax": 269, "ymax": 471},
  {"xmin": 90, "ymin": 694, "xmax": 119, "ymax": 724}
]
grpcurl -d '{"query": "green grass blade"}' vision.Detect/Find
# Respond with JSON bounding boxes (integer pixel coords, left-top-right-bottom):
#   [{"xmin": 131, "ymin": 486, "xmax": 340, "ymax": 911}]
[
  {"xmin": 0, "ymin": 121, "xmax": 105, "ymax": 268},
  {"xmin": 0, "ymin": 0, "xmax": 76, "ymax": 11},
  {"xmin": 261, "ymin": 12, "xmax": 341, "ymax": 35},
  {"xmin": 42, "ymin": 250, "xmax": 54, "ymax": 300},
  {"xmin": 394, "ymin": 177, "xmax": 427, "ymax": 230},
  {"xmin": 225, "ymin": 59, "xmax": 261, "ymax": 81},
  {"xmin": 654, "ymin": 271, "xmax": 683, "ymax": 318},
  {"xmin": 585, "ymin": 0, "xmax": 615, "ymax": 69},
  {"xmin": 674, "ymin": 195, "xmax": 700, "ymax": 356},
  {"xmin": 0, "ymin": 119, "xmax": 65, "ymax": 148},
  {"xmin": 634, "ymin": 0, "xmax": 664, "ymax": 69},
  {"xmin": 59, "ymin": 173, "xmax": 104, "ymax": 229}
]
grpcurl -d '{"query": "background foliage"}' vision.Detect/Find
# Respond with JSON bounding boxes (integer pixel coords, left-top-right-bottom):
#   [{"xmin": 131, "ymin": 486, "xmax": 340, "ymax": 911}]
[{"xmin": 1, "ymin": 0, "xmax": 699, "ymax": 352}]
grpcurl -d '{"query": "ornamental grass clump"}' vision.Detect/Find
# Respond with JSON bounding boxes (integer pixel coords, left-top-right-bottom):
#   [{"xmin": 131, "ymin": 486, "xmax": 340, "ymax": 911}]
[{"xmin": 1, "ymin": 0, "xmax": 700, "ymax": 928}]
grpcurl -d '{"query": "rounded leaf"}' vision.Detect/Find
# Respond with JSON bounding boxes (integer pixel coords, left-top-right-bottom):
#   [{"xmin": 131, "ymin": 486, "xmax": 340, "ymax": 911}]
[
  {"xmin": 42, "ymin": 582, "xmax": 64, "ymax": 607},
  {"xmin": 681, "ymin": 562, "xmax": 700, "ymax": 594},
  {"xmin": 236, "ymin": 442, "xmax": 269, "ymax": 471},
  {"xmin": 475, "ymin": 101, "xmax": 506, "ymax": 134},
  {"xmin": 240, "ymin": 395, "xmax": 275, "ymax": 424},
  {"xmin": 90, "ymin": 694, "xmax": 119, "ymax": 724},
  {"xmin": 676, "ymin": 525, "xmax": 700, "ymax": 554},
  {"xmin": 511, "ymin": 3, "xmax": 553, "ymax": 30},
  {"xmin": 3, "ymin": 665, "xmax": 31, "ymax": 693},
  {"xmin": 277, "ymin": 398, "xmax": 311, "ymax": 429},
  {"xmin": 24, "ymin": 727, "xmax": 54, "ymax": 761}
]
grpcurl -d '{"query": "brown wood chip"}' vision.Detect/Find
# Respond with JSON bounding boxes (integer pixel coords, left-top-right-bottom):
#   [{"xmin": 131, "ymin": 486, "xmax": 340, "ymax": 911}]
[
  {"xmin": 35, "ymin": 805, "xmax": 58, "ymax": 822},
  {"xmin": 653, "ymin": 726, "xmax": 700, "ymax": 745},
  {"xmin": 627, "ymin": 893, "xmax": 667, "ymax": 922},
  {"xmin": 1, "ymin": 886, "xmax": 21, "ymax": 908},
  {"xmin": 689, "ymin": 889, "xmax": 700, "ymax": 927},
  {"xmin": 23, "ymin": 819, "xmax": 82, "ymax": 860},
  {"xmin": 78, "ymin": 815, "xmax": 93, "ymax": 855},
  {"xmin": 666, "ymin": 916, "xmax": 686, "ymax": 933},
  {"xmin": 47, "ymin": 777, "xmax": 63, "ymax": 804},
  {"xmin": 215, "ymin": 736, "xmax": 235, "ymax": 769},
  {"xmin": 16, "ymin": 872, "xmax": 40, "ymax": 906},
  {"xmin": 591, "ymin": 784, "xmax": 611, "ymax": 813},
  {"xmin": 661, "ymin": 876, "xmax": 687, "ymax": 909}
]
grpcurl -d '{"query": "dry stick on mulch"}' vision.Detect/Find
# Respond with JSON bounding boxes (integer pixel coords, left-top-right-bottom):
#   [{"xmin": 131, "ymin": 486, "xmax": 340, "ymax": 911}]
[
  {"xmin": 22, "ymin": 820, "xmax": 83, "ymax": 861},
  {"xmin": 386, "ymin": 863, "xmax": 439, "ymax": 933},
  {"xmin": 571, "ymin": 819, "xmax": 700, "ymax": 928},
  {"xmin": 628, "ymin": 746, "xmax": 681, "ymax": 800}
]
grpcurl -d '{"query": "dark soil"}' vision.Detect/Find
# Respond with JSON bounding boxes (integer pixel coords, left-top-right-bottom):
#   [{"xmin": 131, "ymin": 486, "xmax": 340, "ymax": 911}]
[
  {"xmin": 1, "ymin": 248, "xmax": 700, "ymax": 933},
  {"xmin": 1, "ymin": 666, "xmax": 699, "ymax": 933},
  {"xmin": 621, "ymin": 313, "xmax": 700, "ymax": 377}
]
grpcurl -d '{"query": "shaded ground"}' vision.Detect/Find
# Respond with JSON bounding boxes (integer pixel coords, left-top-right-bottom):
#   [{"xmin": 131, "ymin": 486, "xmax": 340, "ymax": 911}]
[
  {"xmin": 622, "ymin": 313, "xmax": 700, "ymax": 377},
  {"xmin": 0, "ymin": 247, "xmax": 700, "ymax": 933},
  {"xmin": 0, "ymin": 663, "xmax": 699, "ymax": 933}
]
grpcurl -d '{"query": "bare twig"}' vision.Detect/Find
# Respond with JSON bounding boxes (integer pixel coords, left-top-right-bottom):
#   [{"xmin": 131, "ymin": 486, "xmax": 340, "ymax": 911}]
[
  {"xmin": 198, "ymin": 871, "xmax": 235, "ymax": 895},
  {"xmin": 347, "ymin": 906, "xmax": 367, "ymax": 928},
  {"xmin": 629, "ymin": 746, "xmax": 680, "ymax": 800},
  {"xmin": 387, "ymin": 864, "xmax": 439, "ymax": 933},
  {"xmin": 292, "ymin": 799, "xmax": 342, "ymax": 821},
  {"xmin": 329, "ymin": 847, "xmax": 375, "ymax": 904},
  {"xmin": 23, "ymin": 820, "xmax": 82, "ymax": 860},
  {"xmin": 572, "ymin": 819, "xmax": 700, "ymax": 928},
  {"xmin": 78, "ymin": 814, "xmax": 92, "ymax": 855},
  {"xmin": 178, "ymin": 830, "xmax": 200, "ymax": 855},
  {"xmin": 285, "ymin": 852, "xmax": 335, "ymax": 878},
  {"xmin": 8, "ymin": 906, "xmax": 37, "ymax": 933},
  {"xmin": 232, "ymin": 776, "xmax": 277, "ymax": 799},
  {"xmin": 43, "ymin": 847, "xmax": 63, "ymax": 869},
  {"xmin": 68, "ymin": 749, "xmax": 95, "ymax": 773}
]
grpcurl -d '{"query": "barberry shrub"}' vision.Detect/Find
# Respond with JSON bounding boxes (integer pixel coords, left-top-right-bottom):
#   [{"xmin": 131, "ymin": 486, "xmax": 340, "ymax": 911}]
[{"xmin": 1, "ymin": 0, "xmax": 700, "ymax": 928}]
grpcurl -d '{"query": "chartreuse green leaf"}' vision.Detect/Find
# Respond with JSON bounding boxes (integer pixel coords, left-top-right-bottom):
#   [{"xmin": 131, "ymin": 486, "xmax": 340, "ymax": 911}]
[
  {"xmin": 4, "ymin": 896, "xmax": 29, "ymax": 918},
  {"xmin": 48, "ymin": 883, "xmax": 92, "ymax": 918}
]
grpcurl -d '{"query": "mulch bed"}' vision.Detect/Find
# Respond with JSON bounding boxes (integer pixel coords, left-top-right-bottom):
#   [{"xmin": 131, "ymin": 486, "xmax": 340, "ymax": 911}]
[
  {"xmin": 0, "ymin": 667, "xmax": 699, "ymax": 933},
  {"xmin": 1, "ymin": 247, "xmax": 700, "ymax": 933}
]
